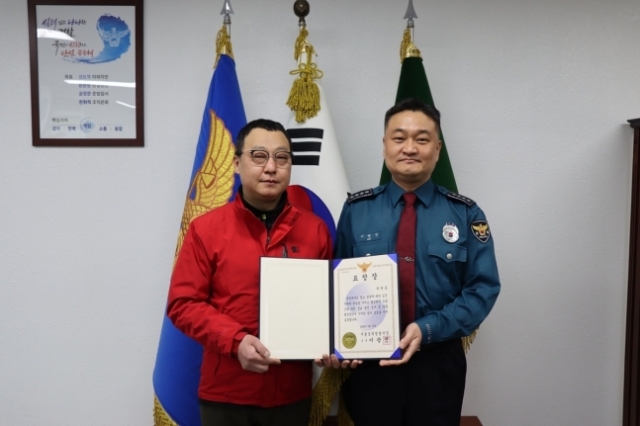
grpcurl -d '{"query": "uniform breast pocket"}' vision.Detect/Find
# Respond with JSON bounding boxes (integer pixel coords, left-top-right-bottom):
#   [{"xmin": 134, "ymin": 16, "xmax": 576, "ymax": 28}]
[
  {"xmin": 427, "ymin": 243, "xmax": 467, "ymax": 295},
  {"xmin": 353, "ymin": 240, "xmax": 389, "ymax": 257}
]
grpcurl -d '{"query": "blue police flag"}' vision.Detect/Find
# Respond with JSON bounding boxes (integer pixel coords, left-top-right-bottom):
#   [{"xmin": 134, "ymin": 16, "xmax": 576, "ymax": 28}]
[{"xmin": 152, "ymin": 52, "xmax": 247, "ymax": 426}]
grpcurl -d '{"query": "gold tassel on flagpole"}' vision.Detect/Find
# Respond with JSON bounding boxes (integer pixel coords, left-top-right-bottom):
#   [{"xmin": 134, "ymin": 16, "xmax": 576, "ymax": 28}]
[
  {"xmin": 309, "ymin": 368, "xmax": 352, "ymax": 426},
  {"xmin": 462, "ymin": 328, "xmax": 479, "ymax": 353},
  {"xmin": 400, "ymin": 27, "xmax": 411, "ymax": 62},
  {"xmin": 294, "ymin": 26, "xmax": 309, "ymax": 60},
  {"xmin": 400, "ymin": 27, "xmax": 422, "ymax": 62},
  {"xmin": 287, "ymin": 27, "xmax": 323, "ymax": 123},
  {"xmin": 214, "ymin": 23, "xmax": 234, "ymax": 68},
  {"xmin": 153, "ymin": 395, "xmax": 178, "ymax": 426},
  {"xmin": 337, "ymin": 391, "xmax": 354, "ymax": 426}
]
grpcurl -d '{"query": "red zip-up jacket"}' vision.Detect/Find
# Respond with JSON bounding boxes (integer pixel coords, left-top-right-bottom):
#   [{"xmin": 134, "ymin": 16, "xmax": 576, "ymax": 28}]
[{"xmin": 167, "ymin": 195, "xmax": 332, "ymax": 406}]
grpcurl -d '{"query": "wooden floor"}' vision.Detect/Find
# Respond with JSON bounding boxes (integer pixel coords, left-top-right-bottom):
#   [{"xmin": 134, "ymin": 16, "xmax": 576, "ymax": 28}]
[{"xmin": 323, "ymin": 416, "xmax": 482, "ymax": 425}]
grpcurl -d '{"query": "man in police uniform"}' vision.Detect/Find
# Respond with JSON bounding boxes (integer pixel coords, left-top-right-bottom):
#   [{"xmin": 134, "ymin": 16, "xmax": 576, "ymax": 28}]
[{"xmin": 335, "ymin": 98, "xmax": 500, "ymax": 426}]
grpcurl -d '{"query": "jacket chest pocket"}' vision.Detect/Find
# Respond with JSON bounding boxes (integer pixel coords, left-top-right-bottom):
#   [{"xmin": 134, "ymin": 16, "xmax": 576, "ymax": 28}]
[
  {"xmin": 426, "ymin": 243, "xmax": 467, "ymax": 294},
  {"xmin": 353, "ymin": 240, "xmax": 389, "ymax": 257}
]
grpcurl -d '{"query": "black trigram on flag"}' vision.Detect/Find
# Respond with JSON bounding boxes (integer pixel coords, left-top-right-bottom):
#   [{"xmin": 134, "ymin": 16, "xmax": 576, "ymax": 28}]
[{"xmin": 286, "ymin": 128, "xmax": 324, "ymax": 166}]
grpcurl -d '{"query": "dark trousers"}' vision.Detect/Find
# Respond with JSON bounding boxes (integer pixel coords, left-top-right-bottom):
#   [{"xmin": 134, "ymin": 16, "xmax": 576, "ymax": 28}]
[
  {"xmin": 343, "ymin": 339, "xmax": 466, "ymax": 426},
  {"xmin": 199, "ymin": 398, "xmax": 311, "ymax": 426}
]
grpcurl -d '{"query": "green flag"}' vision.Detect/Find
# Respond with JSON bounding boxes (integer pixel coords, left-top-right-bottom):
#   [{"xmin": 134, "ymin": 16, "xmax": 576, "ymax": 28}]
[{"xmin": 380, "ymin": 56, "xmax": 458, "ymax": 193}]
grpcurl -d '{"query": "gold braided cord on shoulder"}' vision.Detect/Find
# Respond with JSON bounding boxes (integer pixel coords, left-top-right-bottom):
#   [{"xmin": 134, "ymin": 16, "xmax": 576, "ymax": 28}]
[
  {"xmin": 400, "ymin": 28, "xmax": 422, "ymax": 62},
  {"xmin": 175, "ymin": 110, "xmax": 236, "ymax": 262},
  {"xmin": 214, "ymin": 24, "xmax": 234, "ymax": 68},
  {"xmin": 154, "ymin": 395, "xmax": 178, "ymax": 426}
]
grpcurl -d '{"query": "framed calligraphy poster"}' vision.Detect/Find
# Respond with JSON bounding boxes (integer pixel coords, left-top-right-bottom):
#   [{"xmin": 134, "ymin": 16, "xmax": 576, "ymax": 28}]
[{"xmin": 27, "ymin": 0, "xmax": 144, "ymax": 147}]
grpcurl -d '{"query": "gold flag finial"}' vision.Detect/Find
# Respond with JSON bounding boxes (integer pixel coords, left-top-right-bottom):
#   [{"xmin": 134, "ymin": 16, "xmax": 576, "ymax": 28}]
[{"xmin": 214, "ymin": 0, "xmax": 234, "ymax": 67}]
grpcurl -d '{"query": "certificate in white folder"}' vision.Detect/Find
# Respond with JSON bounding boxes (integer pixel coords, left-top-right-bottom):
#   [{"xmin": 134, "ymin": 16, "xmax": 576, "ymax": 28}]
[{"xmin": 259, "ymin": 254, "xmax": 401, "ymax": 360}]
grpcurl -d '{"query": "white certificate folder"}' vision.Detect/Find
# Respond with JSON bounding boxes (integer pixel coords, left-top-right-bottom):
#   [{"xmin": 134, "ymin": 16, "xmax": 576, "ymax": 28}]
[{"xmin": 259, "ymin": 254, "xmax": 401, "ymax": 360}]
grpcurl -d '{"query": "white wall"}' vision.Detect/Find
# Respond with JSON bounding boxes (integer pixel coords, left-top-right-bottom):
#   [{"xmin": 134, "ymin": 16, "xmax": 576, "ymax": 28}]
[{"xmin": 1, "ymin": 0, "xmax": 638, "ymax": 425}]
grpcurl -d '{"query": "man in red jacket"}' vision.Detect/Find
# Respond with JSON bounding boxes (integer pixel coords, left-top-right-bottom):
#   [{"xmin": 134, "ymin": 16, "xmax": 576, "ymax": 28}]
[{"xmin": 167, "ymin": 119, "xmax": 333, "ymax": 426}]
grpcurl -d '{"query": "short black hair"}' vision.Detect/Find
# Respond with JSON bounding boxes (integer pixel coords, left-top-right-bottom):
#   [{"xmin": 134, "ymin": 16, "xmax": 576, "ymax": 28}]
[
  {"xmin": 384, "ymin": 98, "xmax": 441, "ymax": 132},
  {"xmin": 235, "ymin": 119, "xmax": 292, "ymax": 155}
]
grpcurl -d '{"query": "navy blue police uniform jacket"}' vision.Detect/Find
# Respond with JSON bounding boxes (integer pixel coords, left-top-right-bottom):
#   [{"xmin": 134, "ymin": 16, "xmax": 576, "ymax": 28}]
[{"xmin": 334, "ymin": 179, "xmax": 501, "ymax": 345}]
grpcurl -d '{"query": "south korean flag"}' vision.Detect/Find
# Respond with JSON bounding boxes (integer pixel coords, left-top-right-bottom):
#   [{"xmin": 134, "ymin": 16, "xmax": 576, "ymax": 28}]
[{"xmin": 286, "ymin": 83, "xmax": 350, "ymax": 239}]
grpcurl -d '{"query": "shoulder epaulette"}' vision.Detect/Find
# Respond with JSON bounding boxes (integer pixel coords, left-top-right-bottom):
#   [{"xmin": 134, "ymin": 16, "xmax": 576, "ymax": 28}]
[
  {"xmin": 446, "ymin": 191, "xmax": 476, "ymax": 206},
  {"xmin": 347, "ymin": 188, "xmax": 374, "ymax": 203}
]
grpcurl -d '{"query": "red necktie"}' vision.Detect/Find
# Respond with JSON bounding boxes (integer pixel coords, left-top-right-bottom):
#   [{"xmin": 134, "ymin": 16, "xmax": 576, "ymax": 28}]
[{"xmin": 397, "ymin": 192, "xmax": 417, "ymax": 330}]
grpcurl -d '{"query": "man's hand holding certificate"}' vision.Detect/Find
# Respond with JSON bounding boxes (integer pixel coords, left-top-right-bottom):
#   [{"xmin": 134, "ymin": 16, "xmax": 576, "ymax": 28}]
[{"xmin": 237, "ymin": 334, "xmax": 282, "ymax": 373}]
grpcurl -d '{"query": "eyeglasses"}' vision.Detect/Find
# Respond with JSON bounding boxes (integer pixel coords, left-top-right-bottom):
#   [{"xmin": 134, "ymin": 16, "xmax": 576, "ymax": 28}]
[{"xmin": 239, "ymin": 150, "xmax": 293, "ymax": 168}]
